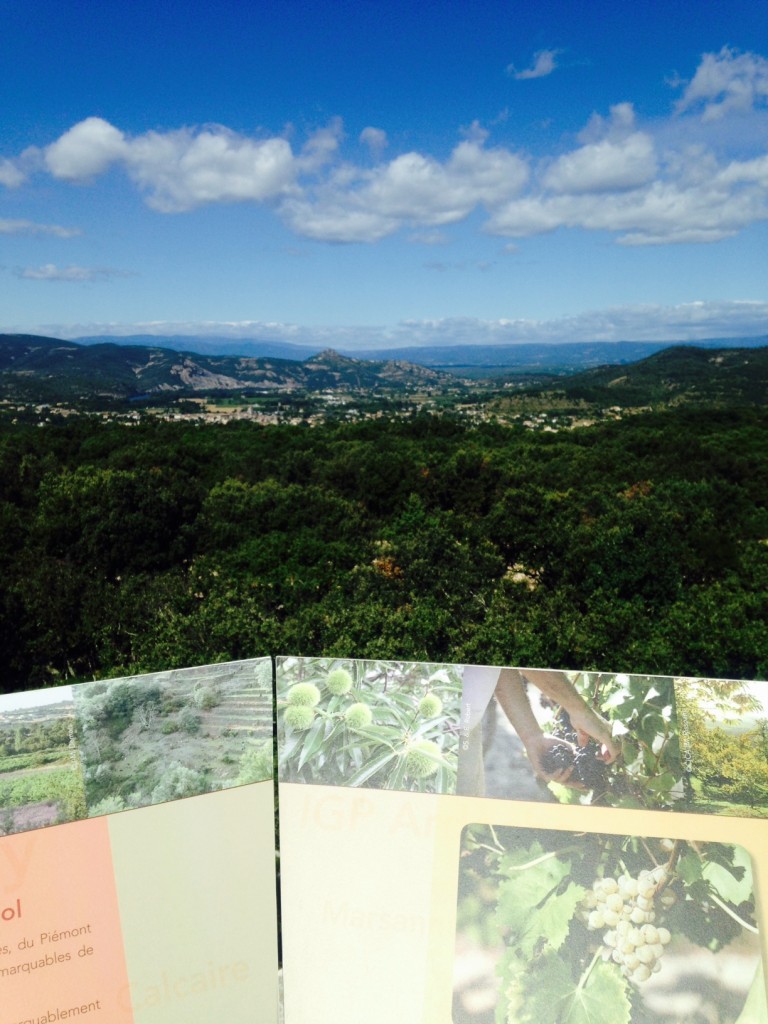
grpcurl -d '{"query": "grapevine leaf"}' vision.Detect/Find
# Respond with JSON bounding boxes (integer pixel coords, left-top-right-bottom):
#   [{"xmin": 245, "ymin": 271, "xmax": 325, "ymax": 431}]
[
  {"xmin": 644, "ymin": 771, "xmax": 677, "ymax": 793},
  {"xmin": 565, "ymin": 961, "xmax": 631, "ymax": 1024},
  {"xmin": 514, "ymin": 954, "xmax": 575, "ymax": 1024},
  {"xmin": 518, "ymin": 882, "xmax": 586, "ymax": 957},
  {"xmin": 491, "ymin": 952, "xmax": 517, "ymax": 1024},
  {"xmin": 613, "ymin": 795, "xmax": 645, "ymax": 809},
  {"xmin": 677, "ymin": 851, "xmax": 704, "ymax": 884},
  {"xmin": 734, "ymin": 961, "xmax": 768, "ymax": 1024},
  {"xmin": 548, "ymin": 780, "xmax": 584, "ymax": 804},
  {"xmin": 702, "ymin": 847, "xmax": 754, "ymax": 908},
  {"xmin": 495, "ymin": 847, "xmax": 571, "ymax": 936},
  {"xmin": 603, "ymin": 689, "xmax": 630, "ymax": 709}
]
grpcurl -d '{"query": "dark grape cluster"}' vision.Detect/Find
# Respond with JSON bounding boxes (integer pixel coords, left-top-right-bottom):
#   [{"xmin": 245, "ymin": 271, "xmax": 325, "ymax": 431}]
[
  {"xmin": 540, "ymin": 741, "xmax": 608, "ymax": 791},
  {"xmin": 542, "ymin": 707, "xmax": 610, "ymax": 795}
]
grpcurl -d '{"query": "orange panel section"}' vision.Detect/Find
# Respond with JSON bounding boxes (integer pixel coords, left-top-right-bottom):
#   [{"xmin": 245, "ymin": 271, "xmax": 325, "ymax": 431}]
[{"xmin": 0, "ymin": 818, "xmax": 133, "ymax": 1023}]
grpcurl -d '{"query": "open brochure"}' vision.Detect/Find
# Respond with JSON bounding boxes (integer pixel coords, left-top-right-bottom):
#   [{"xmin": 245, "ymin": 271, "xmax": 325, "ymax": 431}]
[
  {"xmin": 2, "ymin": 656, "xmax": 768, "ymax": 1023},
  {"xmin": 0, "ymin": 658, "xmax": 278, "ymax": 1024},
  {"xmin": 276, "ymin": 658, "xmax": 768, "ymax": 1024}
]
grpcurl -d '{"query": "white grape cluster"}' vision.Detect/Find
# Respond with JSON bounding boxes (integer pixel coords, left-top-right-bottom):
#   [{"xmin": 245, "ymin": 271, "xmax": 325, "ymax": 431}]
[{"xmin": 582, "ymin": 867, "xmax": 672, "ymax": 984}]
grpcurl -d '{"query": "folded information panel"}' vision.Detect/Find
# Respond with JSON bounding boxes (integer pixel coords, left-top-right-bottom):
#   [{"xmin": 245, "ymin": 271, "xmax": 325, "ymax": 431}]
[
  {"xmin": 276, "ymin": 658, "xmax": 768, "ymax": 1024},
  {"xmin": 3, "ymin": 657, "xmax": 768, "ymax": 1023},
  {"xmin": 0, "ymin": 658, "xmax": 278, "ymax": 1024}
]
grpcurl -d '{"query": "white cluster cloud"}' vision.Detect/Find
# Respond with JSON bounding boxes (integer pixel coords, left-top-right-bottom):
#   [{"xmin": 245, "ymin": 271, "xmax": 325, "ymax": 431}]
[
  {"xmin": 2, "ymin": 48, "xmax": 767, "ymax": 247},
  {"xmin": 391, "ymin": 300, "xmax": 768, "ymax": 345},
  {"xmin": 0, "ymin": 219, "xmax": 80, "ymax": 237},
  {"xmin": 487, "ymin": 162, "xmax": 767, "ymax": 246},
  {"xmin": 543, "ymin": 132, "xmax": 657, "ymax": 194},
  {"xmin": 507, "ymin": 49, "xmax": 561, "ymax": 81},
  {"xmin": 294, "ymin": 119, "xmax": 343, "ymax": 175},
  {"xmin": 0, "ymin": 158, "xmax": 27, "ymax": 188},
  {"xmin": 129, "ymin": 129, "xmax": 297, "ymax": 212},
  {"xmin": 359, "ymin": 127, "xmax": 387, "ymax": 154},
  {"xmin": 40, "ymin": 116, "xmax": 299, "ymax": 212},
  {"xmin": 45, "ymin": 117, "xmax": 127, "ymax": 179},
  {"xmin": 280, "ymin": 137, "xmax": 529, "ymax": 242},
  {"xmin": 29, "ymin": 300, "xmax": 768, "ymax": 347},
  {"xmin": 16, "ymin": 264, "xmax": 128, "ymax": 282},
  {"xmin": 675, "ymin": 46, "xmax": 768, "ymax": 120},
  {"xmin": 486, "ymin": 88, "xmax": 768, "ymax": 244}
]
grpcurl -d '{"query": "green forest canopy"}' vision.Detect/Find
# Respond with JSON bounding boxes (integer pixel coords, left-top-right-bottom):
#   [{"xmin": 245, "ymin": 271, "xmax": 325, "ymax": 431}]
[{"xmin": 1, "ymin": 406, "xmax": 767, "ymax": 691}]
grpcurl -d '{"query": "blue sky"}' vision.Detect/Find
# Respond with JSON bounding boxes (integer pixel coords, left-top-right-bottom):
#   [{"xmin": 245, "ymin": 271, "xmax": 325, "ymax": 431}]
[{"xmin": 2, "ymin": 0, "xmax": 767, "ymax": 349}]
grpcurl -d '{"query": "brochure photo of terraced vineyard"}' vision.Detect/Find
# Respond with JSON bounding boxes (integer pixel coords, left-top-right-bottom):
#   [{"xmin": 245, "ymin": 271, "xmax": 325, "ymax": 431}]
[
  {"xmin": 73, "ymin": 658, "xmax": 274, "ymax": 816},
  {"xmin": 0, "ymin": 687, "xmax": 86, "ymax": 835}
]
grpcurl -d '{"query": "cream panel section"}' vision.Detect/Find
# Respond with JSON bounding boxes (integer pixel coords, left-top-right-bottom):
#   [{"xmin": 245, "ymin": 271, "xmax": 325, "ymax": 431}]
[
  {"xmin": 108, "ymin": 784, "xmax": 278, "ymax": 1024},
  {"xmin": 280, "ymin": 784, "xmax": 442, "ymax": 1024},
  {"xmin": 280, "ymin": 784, "xmax": 768, "ymax": 1024}
]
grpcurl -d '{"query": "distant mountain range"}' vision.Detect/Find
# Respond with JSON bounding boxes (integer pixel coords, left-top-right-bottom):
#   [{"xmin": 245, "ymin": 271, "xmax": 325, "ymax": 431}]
[
  {"xmin": 76, "ymin": 334, "xmax": 322, "ymax": 363},
  {"xmin": 336, "ymin": 337, "xmax": 768, "ymax": 371},
  {"xmin": 73, "ymin": 333, "xmax": 768, "ymax": 371},
  {"xmin": 0, "ymin": 335, "xmax": 455, "ymax": 403},
  {"xmin": 1, "ymin": 333, "xmax": 767, "ymax": 408}
]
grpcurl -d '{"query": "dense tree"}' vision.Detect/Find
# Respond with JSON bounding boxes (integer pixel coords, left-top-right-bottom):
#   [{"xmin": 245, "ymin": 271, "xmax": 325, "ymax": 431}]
[{"xmin": 0, "ymin": 407, "xmax": 767, "ymax": 689}]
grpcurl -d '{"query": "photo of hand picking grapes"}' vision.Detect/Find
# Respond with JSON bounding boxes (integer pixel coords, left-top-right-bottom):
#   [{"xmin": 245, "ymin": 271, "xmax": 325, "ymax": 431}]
[{"xmin": 458, "ymin": 667, "xmax": 682, "ymax": 809}]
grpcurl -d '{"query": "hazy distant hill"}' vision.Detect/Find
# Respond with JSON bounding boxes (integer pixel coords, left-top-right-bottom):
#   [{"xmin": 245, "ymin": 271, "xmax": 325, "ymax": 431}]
[
  {"xmin": 0, "ymin": 335, "xmax": 455, "ymax": 403},
  {"xmin": 73, "ymin": 333, "xmax": 768, "ymax": 371},
  {"xmin": 77, "ymin": 333, "xmax": 321, "ymax": 362},
  {"xmin": 537, "ymin": 345, "xmax": 768, "ymax": 407}
]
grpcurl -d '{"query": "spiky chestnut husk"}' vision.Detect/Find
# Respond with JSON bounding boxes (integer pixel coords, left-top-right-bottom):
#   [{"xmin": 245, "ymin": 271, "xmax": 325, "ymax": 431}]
[
  {"xmin": 344, "ymin": 703, "xmax": 373, "ymax": 730},
  {"xmin": 284, "ymin": 705, "xmax": 316, "ymax": 731},
  {"xmin": 286, "ymin": 682, "xmax": 321, "ymax": 707},
  {"xmin": 326, "ymin": 668, "xmax": 354, "ymax": 696},
  {"xmin": 418, "ymin": 693, "xmax": 443, "ymax": 718},
  {"xmin": 404, "ymin": 740, "xmax": 441, "ymax": 779}
]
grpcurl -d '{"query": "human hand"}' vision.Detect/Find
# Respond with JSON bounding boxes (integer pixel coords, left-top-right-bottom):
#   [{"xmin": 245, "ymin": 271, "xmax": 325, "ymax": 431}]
[
  {"xmin": 566, "ymin": 705, "xmax": 620, "ymax": 764},
  {"xmin": 523, "ymin": 733, "xmax": 584, "ymax": 788},
  {"xmin": 518, "ymin": 669, "xmax": 621, "ymax": 765}
]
